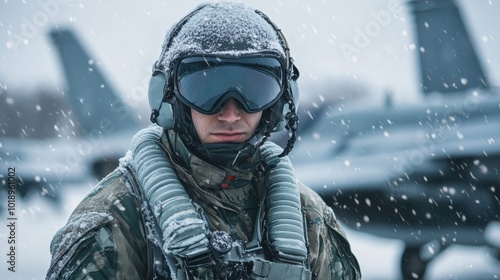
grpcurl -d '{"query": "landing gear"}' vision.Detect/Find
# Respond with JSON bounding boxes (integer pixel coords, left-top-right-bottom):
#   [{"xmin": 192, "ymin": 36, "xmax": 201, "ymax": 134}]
[
  {"xmin": 400, "ymin": 241, "xmax": 446, "ymax": 280},
  {"xmin": 400, "ymin": 246, "xmax": 428, "ymax": 279},
  {"xmin": 485, "ymin": 221, "xmax": 500, "ymax": 261}
]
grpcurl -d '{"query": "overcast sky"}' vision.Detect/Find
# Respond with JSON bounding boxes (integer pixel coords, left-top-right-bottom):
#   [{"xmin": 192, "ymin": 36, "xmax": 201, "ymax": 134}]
[{"xmin": 1, "ymin": 0, "xmax": 499, "ymax": 109}]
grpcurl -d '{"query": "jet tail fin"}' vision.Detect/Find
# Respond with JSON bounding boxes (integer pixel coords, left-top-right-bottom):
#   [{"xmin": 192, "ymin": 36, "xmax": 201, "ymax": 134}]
[
  {"xmin": 48, "ymin": 28, "xmax": 138, "ymax": 134},
  {"xmin": 409, "ymin": 0, "xmax": 489, "ymax": 94}
]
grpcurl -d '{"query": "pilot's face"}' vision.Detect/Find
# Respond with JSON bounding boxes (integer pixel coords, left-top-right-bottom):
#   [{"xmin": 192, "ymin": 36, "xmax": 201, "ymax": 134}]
[{"xmin": 191, "ymin": 98, "xmax": 262, "ymax": 144}]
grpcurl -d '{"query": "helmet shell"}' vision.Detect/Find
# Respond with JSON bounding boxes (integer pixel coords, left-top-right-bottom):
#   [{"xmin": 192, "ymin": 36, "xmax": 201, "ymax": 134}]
[{"xmin": 158, "ymin": 3, "xmax": 286, "ymax": 74}]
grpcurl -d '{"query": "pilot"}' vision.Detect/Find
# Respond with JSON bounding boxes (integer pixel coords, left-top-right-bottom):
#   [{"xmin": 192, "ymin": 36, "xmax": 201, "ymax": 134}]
[{"xmin": 46, "ymin": 3, "xmax": 360, "ymax": 279}]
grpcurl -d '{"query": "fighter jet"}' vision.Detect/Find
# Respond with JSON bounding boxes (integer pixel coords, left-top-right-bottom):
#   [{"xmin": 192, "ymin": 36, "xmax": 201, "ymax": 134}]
[
  {"xmin": 290, "ymin": 0, "xmax": 500, "ymax": 279},
  {"xmin": 0, "ymin": 29, "xmax": 144, "ymax": 201}
]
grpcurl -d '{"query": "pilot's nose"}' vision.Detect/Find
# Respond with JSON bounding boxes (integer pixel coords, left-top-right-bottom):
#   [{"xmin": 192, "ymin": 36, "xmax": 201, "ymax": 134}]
[{"xmin": 217, "ymin": 98, "xmax": 241, "ymax": 123}]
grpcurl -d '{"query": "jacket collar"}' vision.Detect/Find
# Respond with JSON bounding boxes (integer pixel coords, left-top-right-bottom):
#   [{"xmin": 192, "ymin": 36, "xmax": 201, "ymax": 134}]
[{"xmin": 161, "ymin": 130, "xmax": 258, "ymax": 191}]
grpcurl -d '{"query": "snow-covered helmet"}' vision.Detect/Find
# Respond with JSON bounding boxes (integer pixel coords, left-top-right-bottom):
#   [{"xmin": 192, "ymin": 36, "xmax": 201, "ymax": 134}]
[{"xmin": 148, "ymin": 3, "xmax": 299, "ymax": 166}]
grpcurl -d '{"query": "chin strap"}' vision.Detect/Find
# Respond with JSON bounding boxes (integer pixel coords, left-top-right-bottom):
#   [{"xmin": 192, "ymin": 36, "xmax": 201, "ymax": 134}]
[
  {"xmin": 230, "ymin": 130, "xmax": 266, "ymax": 166},
  {"xmin": 189, "ymin": 127, "xmax": 267, "ymax": 169}
]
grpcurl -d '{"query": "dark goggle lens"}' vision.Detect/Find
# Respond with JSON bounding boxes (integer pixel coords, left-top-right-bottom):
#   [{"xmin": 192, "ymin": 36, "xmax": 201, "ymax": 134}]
[{"xmin": 176, "ymin": 56, "xmax": 283, "ymax": 114}]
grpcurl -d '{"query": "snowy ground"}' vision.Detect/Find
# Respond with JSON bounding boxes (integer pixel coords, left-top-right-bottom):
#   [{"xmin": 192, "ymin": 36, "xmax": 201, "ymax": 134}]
[{"xmin": 1, "ymin": 182, "xmax": 499, "ymax": 280}]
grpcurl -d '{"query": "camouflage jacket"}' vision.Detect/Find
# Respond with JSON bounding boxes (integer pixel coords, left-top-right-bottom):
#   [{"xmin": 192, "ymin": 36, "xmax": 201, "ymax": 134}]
[{"xmin": 46, "ymin": 131, "xmax": 361, "ymax": 279}]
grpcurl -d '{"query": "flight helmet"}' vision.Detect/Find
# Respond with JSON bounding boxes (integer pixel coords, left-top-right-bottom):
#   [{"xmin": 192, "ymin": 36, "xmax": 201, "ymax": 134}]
[{"xmin": 148, "ymin": 3, "xmax": 300, "ymax": 166}]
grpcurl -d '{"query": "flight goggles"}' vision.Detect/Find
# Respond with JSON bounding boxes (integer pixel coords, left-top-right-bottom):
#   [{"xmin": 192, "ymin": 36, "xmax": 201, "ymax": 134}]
[{"xmin": 174, "ymin": 54, "xmax": 286, "ymax": 115}]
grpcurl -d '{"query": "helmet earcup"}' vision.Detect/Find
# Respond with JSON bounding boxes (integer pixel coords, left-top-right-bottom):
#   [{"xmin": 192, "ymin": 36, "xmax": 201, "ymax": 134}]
[{"xmin": 148, "ymin": 73, "xmax": 174, "ymax": 129}]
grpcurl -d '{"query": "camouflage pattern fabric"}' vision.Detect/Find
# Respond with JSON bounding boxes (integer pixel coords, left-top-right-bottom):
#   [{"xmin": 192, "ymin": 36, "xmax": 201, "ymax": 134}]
[
  {"xmin": 46, "ymin": 131, "xmax": 361, "ymax": 279},
  {"xmin": 46, "ymin": 170, "xmax": 152, "ymax": 279}
]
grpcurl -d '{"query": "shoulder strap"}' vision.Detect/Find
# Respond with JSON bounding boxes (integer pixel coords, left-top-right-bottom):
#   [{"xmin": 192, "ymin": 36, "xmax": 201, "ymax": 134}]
[{"xmin": 123, "ymin": 164, "xmax": 173, "ymax": 279}]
